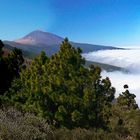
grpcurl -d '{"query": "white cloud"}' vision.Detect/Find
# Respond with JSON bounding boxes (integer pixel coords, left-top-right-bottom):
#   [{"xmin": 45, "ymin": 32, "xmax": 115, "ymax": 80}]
[
  {"xmin": 102, "ymin": 71, "xmax": 140, "ymax": 105},
  {"xmin": 83, "ymin": 49, "xmax": 140, "ymax": 106}
]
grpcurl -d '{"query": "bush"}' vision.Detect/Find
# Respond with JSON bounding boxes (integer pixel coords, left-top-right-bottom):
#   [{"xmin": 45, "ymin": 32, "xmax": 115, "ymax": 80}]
[
  {"xmin": 0, "ymin": 107, "xmax": 54, "ymax": 140},
  {"xmin": 53, "ymin": 128, "xmax": 124, "ymax": 140},
  {"xmin": 0, "ymin": 107, "xmax": 136, "ymax": 140}
]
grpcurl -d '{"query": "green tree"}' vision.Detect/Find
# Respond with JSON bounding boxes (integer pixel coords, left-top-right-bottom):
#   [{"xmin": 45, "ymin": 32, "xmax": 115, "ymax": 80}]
[
  {"xmin": 3, "ymin": 39, "xmax": 115, "ymax": 129},
  {"xmin": 0, "ymin": 46, "xmax": 24, "ymax": 95},
  {"xmin": 109, "ymin": 85, "xmax": 139, "ymax": 138},
  {"xmin": 117, "ymin": 85, "xmax": 138, "ymax": 110},
  {"xmin": 83, "ymin": 65, "xmax": 115, "ymax": 129},
  {"xmin": 0, "ymin": 40, "xmax": 4, "ymax": 57}
]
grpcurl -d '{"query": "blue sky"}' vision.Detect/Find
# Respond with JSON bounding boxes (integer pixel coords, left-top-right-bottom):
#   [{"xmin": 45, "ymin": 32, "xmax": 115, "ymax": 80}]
[{"xmin": 0, "ymin": 0, "xmax": 140, "ymax": 46}]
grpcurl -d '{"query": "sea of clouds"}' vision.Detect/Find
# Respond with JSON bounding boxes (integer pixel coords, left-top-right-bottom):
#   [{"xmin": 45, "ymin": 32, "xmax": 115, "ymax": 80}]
[{"xmin": 83, "ymin": 49, "xmax": 140, "ymax": 106}]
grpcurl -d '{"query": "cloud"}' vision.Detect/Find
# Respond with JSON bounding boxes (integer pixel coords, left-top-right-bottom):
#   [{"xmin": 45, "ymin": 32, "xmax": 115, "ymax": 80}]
[
  {"xmin": 102, "ymin": 71, "xmax": 140, "ymax": 105},
  {"xmin": 83, "ymin": 49, "xmax": 140, "ymax": 106}
]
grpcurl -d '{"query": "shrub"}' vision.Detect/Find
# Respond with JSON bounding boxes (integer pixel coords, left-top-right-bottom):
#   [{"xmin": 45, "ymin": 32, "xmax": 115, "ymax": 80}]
[{"xmin": 0, "ymin": 107, "xmax": 54, "ymax": 140}]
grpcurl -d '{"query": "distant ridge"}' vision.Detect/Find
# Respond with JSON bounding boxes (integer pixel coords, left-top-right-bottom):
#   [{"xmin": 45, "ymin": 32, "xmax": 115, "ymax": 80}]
[{"xmin": 4, "ymin": 30, "xmax": 120, "ymax": 56}]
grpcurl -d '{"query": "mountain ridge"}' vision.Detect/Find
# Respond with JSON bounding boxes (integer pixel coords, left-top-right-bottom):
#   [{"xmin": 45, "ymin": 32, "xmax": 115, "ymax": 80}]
[
  {"xmin": 2, "ymin": 30, "xmax": 126, "ymax": 72},
  {"xmin": 4, "ymin": 30, "xmax": 121, "ymax": 56}
]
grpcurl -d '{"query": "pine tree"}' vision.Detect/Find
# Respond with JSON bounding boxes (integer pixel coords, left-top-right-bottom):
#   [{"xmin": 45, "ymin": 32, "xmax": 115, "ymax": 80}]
[
  {"xmin": 117, "ymin": 85, "xmax": 138, "ymax": 110},
  {"xmin": 0, "ymin": 46, "xmax": 24, "ymax": 95},
  {"xmin": 4, "ymin": 39, "xmax": 115, "ymax": 129},
  {"xmin": 0, "ymin": 40, "xmax": 4, "ymax": 57}
]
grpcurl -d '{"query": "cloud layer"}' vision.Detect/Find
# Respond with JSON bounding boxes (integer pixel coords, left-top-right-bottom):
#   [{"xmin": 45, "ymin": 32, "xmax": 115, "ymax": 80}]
[{"xmin": 83, "ymin": 49, "xmax": 140, "ymax": 106}]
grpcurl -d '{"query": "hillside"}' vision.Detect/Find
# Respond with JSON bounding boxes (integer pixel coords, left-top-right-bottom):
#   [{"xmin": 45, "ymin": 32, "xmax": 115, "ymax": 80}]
[
  {"xmin": 2, "ymin": 30, "xmax": 125, "ymax": 72},
  {"xmin": 3, "ymin": 43, "xmax": 37, "ymax": 58},
  {"xmin": 85, "ymin": 60, "xmax": 127, "ymax": 72},
  {"xmin": 1, "ymin": 39, "xmax": 139, "ymax": 140},
  {"xmin": 3, "ymin": 42, "xmax": 126, "ymax": 72}
]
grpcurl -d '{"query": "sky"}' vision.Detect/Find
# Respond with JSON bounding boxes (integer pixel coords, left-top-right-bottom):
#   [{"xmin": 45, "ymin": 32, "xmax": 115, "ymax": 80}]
[{"xmin": 0, "ymin": 0, "xmax": 140, "ymax": 46}]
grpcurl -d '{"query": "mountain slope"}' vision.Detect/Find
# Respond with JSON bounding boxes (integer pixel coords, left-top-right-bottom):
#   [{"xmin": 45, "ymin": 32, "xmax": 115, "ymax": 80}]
[
  {"xmin": 3, "ymin": 41, "xmax": 126, "ymax": 72},
  {"xmin": 85, "ymin": 60, "xmax": 128, "ymax": 72},
  {"xmin": 4, "ymin": 30, "xmax": 119, "ymax": 56},
  {"xmin": 15, "ymin": 30, "xmax": 64, "ymax": 46}
]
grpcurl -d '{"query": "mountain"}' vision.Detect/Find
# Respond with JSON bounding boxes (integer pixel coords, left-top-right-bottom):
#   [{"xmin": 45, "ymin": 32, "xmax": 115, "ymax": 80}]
[
  {"xmin": 3, "ymin": 44, "xmax": 127, "ymax": 72},
  {"xmin": 85, "ymin": 60, "xmax": 128, "ymax": 72},
  {"xmin": 3, "ymin": 43, "xmax": 37, "ymax": 58},
  {"xmin": 2, "ymin": 30, "xmax": 125, "ymax": 72},
  {"xmin": 15, "ymin": 30, "xmax": 64, "ymax": 46},
  {"xmin": 4, "ymin": 30, "xmax": 119, "ymax": 56}
]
